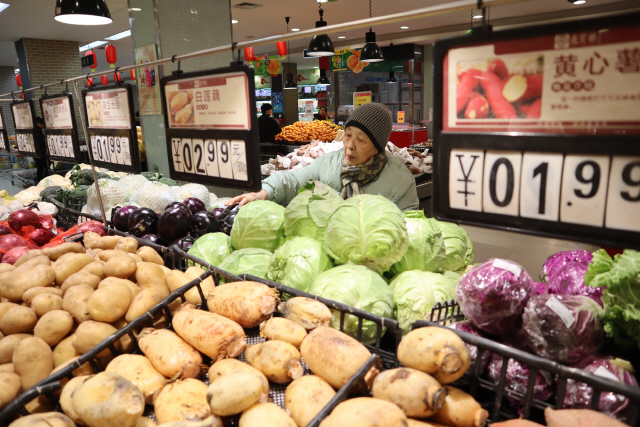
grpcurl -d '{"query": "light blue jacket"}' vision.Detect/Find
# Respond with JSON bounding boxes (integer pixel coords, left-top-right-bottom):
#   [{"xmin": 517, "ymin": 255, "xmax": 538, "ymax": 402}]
[{"xmin": 262, "ymin": 150, "xmax": 419, "ymax": 211}]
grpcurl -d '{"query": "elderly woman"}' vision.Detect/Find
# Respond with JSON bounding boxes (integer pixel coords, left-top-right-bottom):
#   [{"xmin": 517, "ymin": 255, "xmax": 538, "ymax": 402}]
[{"xmin": 227, "ymin": 103, "xmax": 419, "ymax": 211}]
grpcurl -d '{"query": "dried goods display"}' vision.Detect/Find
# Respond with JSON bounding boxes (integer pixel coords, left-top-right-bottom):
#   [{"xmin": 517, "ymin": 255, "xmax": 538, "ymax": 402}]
[{"xmin": 275, "ymin": 121, "xmax": 343, "ymax": 143}]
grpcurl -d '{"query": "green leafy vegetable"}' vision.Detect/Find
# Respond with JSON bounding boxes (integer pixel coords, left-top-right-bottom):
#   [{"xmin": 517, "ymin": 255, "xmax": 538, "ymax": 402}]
[
  {"xmin": 141, "ymin": 171, "xmax": 163, "ymax": 181},
  {"xmin": 39, "ymin": 186, "xmax": 64, "ymax": 203},
  {"xmin": 284, "ymin": 180, "xmax": 341, "ymax": 244},
  {"xmin": 159, "ymin": 177, "xmax": 178, "ymax": 186},
  {"xmin": 460, "ymin": 226, "xmax": 474, "ymax": 266},
  {"xmin": 230, "ymin": 200, "xmax": 285, "ymax": 251},
  {"xmin": 218, "ymin": 248, "xmax": 274, "ymax": 282},
  {"xmin": 434, "ymin": 220, "xmax": 469, "ymax": 272},
  {"xmin": 267, "ymin": 237, "xmax": 333, "ymax": 293},
  {"xmin": 69, "ymin": 168, "xmax": 110, "ymax": 187},
  {"xmin": 188, "ymin": 233, "xmax": 233, "ymax": 267}
]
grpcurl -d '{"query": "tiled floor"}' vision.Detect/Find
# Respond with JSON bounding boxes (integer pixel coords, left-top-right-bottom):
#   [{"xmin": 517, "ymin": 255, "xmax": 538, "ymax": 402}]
[{"xmin": 463, "ymin": 225, "xmax": 599, "ymax": 281}]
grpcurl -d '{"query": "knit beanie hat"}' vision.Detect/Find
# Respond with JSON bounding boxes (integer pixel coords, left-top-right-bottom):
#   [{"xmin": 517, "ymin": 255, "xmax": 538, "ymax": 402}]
[{"xmin": 345, "ymin": 103, "xmax": 392, "ymax": 152}]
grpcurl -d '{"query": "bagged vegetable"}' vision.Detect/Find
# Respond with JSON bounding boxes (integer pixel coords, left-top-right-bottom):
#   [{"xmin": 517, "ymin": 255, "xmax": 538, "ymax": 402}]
[
  {"xmin": 267, "ymin": 237, "xmax": 333, "ymax": 293},
  {"xmin": 188, "ymin": 233, "xmax": 233, "ymax": 267},
  {"xmin": 218, "ymin": 248, "xmax": 274, "ymax": 282},
  {"xmin": 540, "ymin": 250, "xmax": 593, "ymax": 282},
  {"xmin": 118, "ymin": 174, "xmax": 149, "ymax": 199},
  {"xmin": 132, "ymin": 181, "xmax": 177, "ymax": 212},
  {"xmin": 230, "ymin": 200, "xmax": 285, "ymax": 251},
  {"xmin": 173, "ymin": 183, "xmax": 212, "ymax": 210},
  {"xmin": 488, "ymin": 353, "xmax": 554, "ymax": 407},
  {"xmin": 447, "ymin": 321, "xmax": 491, "ymax": 379},
  {"xmin": 283, "ymin": 180, "xmax": 341, "ymax": 244},
  {"xmin": 544, "ymin": 258, "xmax": 604, "ymax": 306},
  {"xmin": 86, "ymin": 179, "xmax": 127, "ymax": 217}
]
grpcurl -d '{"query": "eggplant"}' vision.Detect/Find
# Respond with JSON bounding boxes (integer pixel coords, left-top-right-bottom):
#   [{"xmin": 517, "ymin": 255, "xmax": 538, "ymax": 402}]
[
  {"xmin": 211, "ymin": 207, "xmax": 226, "ymax": 221},
  {"xmin": 183, "ymin": 197, "xmax": 206, "ymax": 215},
  {"xmin": 190, "ymin": 211, "xmax": 220, "ymax": 238},
  {"xmin": 128, "ymin": 208, "xmax": 159, "ymax": 237},
  {"xmin": 141, "ymin": 234, "xmax": 162, "ymax": 245},
  {"xmin": 112, "ymin": 205, "xmax": 139, "ymax": 232},
  {"xmin": 217, "ymin": 203, "xmax": 240, "ymax": 236},
  {"xmin": 157, "ymin": 205, "xmax": 191, "ymax": 243},
  {"xmin": 169, "ymin": 235, "xmax": 195, "ymax": 252},
  {"xmin": 164, "ymin": 201, "xmax": 191, "ymax": 216}
]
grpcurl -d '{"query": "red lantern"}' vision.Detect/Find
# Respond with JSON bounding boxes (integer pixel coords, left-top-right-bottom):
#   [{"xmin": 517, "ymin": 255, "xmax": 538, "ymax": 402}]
[
  {"xmin": 86, "ymin": 78, "xmax": 94, "ymax": 87},
  {"xmin": 319, "ymin": 56, "xmax": 330, "ymax": 70},
  {"xmin": 86, "ymin": 50, "xmax": 97, "ymax": 72},
  {"xmin": 130, "ymin": 70, "xmax": 136, "ymax": 81},
  {"xmin": 114, "ymin": 72, "xmax": 122, "ymax": 83},
  {"xmin": 105, "ymin": 43, "xmax": 117, "ymax": 68},
  {"xmin": 101, "ymin": 75, "xmax": 108, "ymax": 85},
  {"xmin": 16, "ymin": 73, "xmax": 22, "ymax": 89},
  {"xmin": 244, "ymin": 47, "xmax": 254, "ymax": 62},
  {"xmin": 276, "ymin": 41, "xmax": 287, "ymax": 58}
]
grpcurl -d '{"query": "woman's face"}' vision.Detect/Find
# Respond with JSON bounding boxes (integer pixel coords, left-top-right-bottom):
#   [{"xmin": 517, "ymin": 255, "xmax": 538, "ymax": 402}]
[
  {"xmin": 319, "ymin": 108, "xmax": 327, "ymax": 117},
  {"xmin": 343, "ymin": 126, "xmax": 378, "ymax": 166}
]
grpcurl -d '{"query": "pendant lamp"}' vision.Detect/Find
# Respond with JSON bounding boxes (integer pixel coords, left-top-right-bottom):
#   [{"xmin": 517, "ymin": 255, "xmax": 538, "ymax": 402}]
[
  {"xmin": 307, "ymin": 4, "xmax": 335, "ymax": 57},
  {"xmin": 317, "ymin": 69, "xmax": 330, "ymax": 85},
  {"xmin": 359, "ymin": 0, "xmax": 384, "ymax": 63},
  {"xmin": 54, "ymin": 0, "xmax": 112, "ymax": 25},
  {"xmin": 387, "ymin": 71, "xmax": 397, "ymax": 83},
  {"xmin": 284, "ymin": 17, "xmax": 297, "ymax": 90}
]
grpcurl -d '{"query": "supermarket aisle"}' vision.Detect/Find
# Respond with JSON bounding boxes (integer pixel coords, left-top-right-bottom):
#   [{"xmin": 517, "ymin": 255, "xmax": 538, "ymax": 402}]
[{"xmin": 464, "ymin": 225, "xmax": 599, "ymax": 280}]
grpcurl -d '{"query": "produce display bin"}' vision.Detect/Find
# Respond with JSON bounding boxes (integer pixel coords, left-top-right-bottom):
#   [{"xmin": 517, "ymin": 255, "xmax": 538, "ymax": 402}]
[{"xmin": 47, "ymin": 196, "xmax": 101, "ymax": 231}]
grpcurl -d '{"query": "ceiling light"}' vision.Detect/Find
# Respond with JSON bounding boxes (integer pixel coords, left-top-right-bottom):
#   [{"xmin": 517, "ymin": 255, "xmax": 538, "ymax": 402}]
[
  {"xmin": 130, "ymin": 8, "xmax": 141, "ymax": 11},
  {"xmin": 105, "ymin": 30, "xmax": 131, "ymax": 41},
  {"xmin": 54, "ymin": 0, "xmax": 112, "ymax": 25},
  {"xmin": 400, "ymin": 26, "xmax": 409, "ymax": 29},
  {"xmin": 338, "ymin": 36, "xmax": 346, "ymax": 39},
  {"xmin": 317, "ymin": 69, "xmax": 330, "ymax": 85},
  {"xmin": 307, "ymin": 5, "xmax": 335, "ymax": 57},
  {"xmin": 0, "ymin": 2, "xmax": 10, "ymax": 13},
  {"xmin": 567, "ymin": 0, "xmax": 586, "ymax": 3},
  {"xmin": 314, "ymin": 66, "xmax": 319, "ymax": 68},
  {"xmin": 14, "ymin": 69, "xmax": 19, "ymax": 73},
  {"xmin": 231, "ymin": 19, "xmax": 238, "ymax": 23},
  {"xmin": 387, "ymin": 71, "xmax": 397, "ymax": 83},
  {"xmin": 360, "ymin": 0, "xmax": 383, "ymax": 63},
  {"xmin": 79, "ymin": 41, "xmax": 108, "ymax": 52},
  {"xmin": 473, "ymin": 14, "xmax": 483, "ymax": 18},
  {"xmin": 317, "ymin": 0, "xmax": 328, "ymax": 2},
  {"xmin": 291, "ymin": 28, "xmax": 300, "ymax": 31}
]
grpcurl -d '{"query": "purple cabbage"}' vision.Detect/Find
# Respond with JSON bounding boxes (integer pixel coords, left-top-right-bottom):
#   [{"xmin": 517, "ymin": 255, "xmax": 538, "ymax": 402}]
[
  {"xmin": 540, "ymin": 250, "xmax": 593, "ymax": 282},
  {"xmin": 522, "ymin": 294, "xmax": 604, "ymax": 363},
  {"xmin": 447, "ymin": 321, "xmax": 491, "ymax": 378},
  {"xmin": 564, "ymin": 356, "xmax": 639, "ymax": 420},
  {"xmin": 545, "ymin": 261, "xmax": 604, "ymax": 306},
  {"xmin": 457, "ymin": 258, "xmax": 534, "ymax": 335},
  {"xmin": 488, "ymin": 353, "xmax": 554, "ymax": 408}
]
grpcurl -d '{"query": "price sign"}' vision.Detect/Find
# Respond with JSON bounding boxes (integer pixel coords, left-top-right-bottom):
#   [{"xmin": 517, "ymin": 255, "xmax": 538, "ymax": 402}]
[
  {"xmin": 353, "ymin": 91, "xmax": 372, "ymax": 109},
  {"xmin": 10, "ymin": 99, "xmax": 42, "ymax": 158},
  {"xmin": 82, "ymin": 84, "xmax": 140, "ymax": 173},
  {"xmin": 40, "ymin": 93, "xmax": 81, "ymax": 163},
  {"xmin": 0, "ymin": 109, "xmax": 9, "ymax": 153},
  {"xmin": 161, "ymin": 65, "xmax": 260, "ymax": 191},
  {"xmin": 433, "ymin": 12, "xmax": 640, "ymax": 249},
  {"xmin": 397, "ymin": 111, "xmax": 405, "ymax": 123}
]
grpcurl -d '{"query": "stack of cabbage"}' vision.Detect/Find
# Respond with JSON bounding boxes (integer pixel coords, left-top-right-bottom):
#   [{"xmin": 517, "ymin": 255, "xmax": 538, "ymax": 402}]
[{"xmin": 188, "ymin": 180, "xmax": 475, "ymax": 341}]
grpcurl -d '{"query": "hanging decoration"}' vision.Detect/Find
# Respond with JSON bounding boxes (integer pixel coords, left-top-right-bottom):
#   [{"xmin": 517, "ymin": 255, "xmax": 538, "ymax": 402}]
[
  {"xmin": 114, "ymin": 72, "xmax": 122, "ymax": 83},
  {"xmin": 15, "ymin": 73, "xmax": 22, "ymax": 90},
  {"xmin": 86, "ymin": 50, "xmax": 97, "ymax": 72},
  {"xmin": 276, "ymin": 41, "xmax": 287, "ymax": 59},
  {"xmin": 86, "ymin": 77, "xmax": 94, "ymax": 87},
  {"xmin": 105, "ymin": 43, "xmax": 117, "ymax": 68},
  {"xmin": 244, "ymin": 47, "xmax": 255, "ymax": 62},
  {"xmin": 130, "ymin": 70, "xmax": 136, "ymax": 81},
  {"xmin": 101, "ymin": 75, "xmax": 108, "ymax": 85}
]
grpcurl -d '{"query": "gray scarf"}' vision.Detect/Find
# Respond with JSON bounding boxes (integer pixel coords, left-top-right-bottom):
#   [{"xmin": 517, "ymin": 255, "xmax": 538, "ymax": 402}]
[{"xmin": 340, "ymin": 152, "xmax": 388, "ymax": 199}]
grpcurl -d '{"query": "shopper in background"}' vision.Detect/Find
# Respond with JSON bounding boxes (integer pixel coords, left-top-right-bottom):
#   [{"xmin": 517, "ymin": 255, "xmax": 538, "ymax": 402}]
[
  {"xmin": 258, "ymin": 103, "xmax": 281, "ymax": 143},
  {"xmin": 33, "ymin": 117, "xmax": 49, "ymax": 182},
  {"xmin": 227, "ymin": 102, "xmax": 419, "ymax": 211},
  {"xmin": 313, "ymin": 106, "xmax": 329, "ymax": 121}
]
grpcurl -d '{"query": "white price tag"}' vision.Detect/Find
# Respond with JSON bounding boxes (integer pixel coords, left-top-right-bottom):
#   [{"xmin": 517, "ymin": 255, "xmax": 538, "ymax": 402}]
[
  {"xmin": 545, "ymin": 296, "xmax": 575, "ymax": 329},
  {"xmin": 230, "ymin": 140, "xmax": 248, "ymax": 182},
  {"xmin": 520, "ymin": 153, "xmax": 563, "ymax": 221},
  {"xmin": 449, "ymin": 149, "xmax": 484, "ymax": 212},
  {"xmin": 204, "ymin": 139, "xmax": 220, "ymax": 178},
  {"xmin": 560, "ymin": 155, "xmax": 609, "ymax": 227},
  {"xmin": 17, "ymin": 133, "xmax": 35, "ymax": 153},
  {"xmin": 120, "ymin": 136, "xmax": 131, "ymax": 166},
  {"xmin": 482, "ymin": 151, "xmax": 522, "ymax": 216},
  {"xmin": 217, "ymin": 140, "xmax": 233, "ymax": 179},
  {"xmin": 605, "ymin": 156, "xmax": 640, "ymax": 232},
  {"xmin": 172, "ymin": 138, "xmax": 184, "ymax": 172},
  {"xmin": 492, "ymin": 259, "xmax": 522, "ymax": 277}
]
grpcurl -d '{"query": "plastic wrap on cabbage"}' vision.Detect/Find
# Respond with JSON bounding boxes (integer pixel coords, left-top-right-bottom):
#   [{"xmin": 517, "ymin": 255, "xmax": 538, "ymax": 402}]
[
  {"xmin": 388, "ymin": 210, "xmax": 446, "ymax": 276},
  {"xmin": 324, "ymin": 194, "xmax": 408, "ymax": 275},
  {"xmin": 488, "ymin": 353, "xmax": 554, "ymax": 408},
  {"xmin": 457, "ymin": 258, "xmax": 533, "ymax": 335},
  {"xmin": 283, "ymin": 180, "xmax": 341, "ymax": 244},
  {"xmin": 230, "ymin": 200, "xmax": 285, "ymax": 251},
  {"xmin": 564, "ymin": 356, "xmax": 639, "ymax": 420},
  {"xmin": 389, "ymin": 270, "xmax": 457, "ymax": 333},
  {"xmin": 447, "ymin": 321, "xmax": 491, "ymax": 379},
  {"xmin": 540, "ymin": 249, "xmax": 593, "ymax": 282},
  {"xmin": 308, "ymin": 264, "xmax": 393, "ymax": 344},
  {"xmin": 522, "ymin": 294, "xmax": 604, "ymax": 363},
  {"xmin": 434, "ymin": 220, "xmax": 468, "ymax": 272},
  {"xmin": 267, "ymin": 236, "xmax": 333, "ymax": 293},
  {"xmin": 546, "ymin": 261, "xmax": 604, "ymax": 306},
  {"xmin": 187, "ymin": 232, "xmax": 233, "ymax": 267},
  {"xmin": 218, "ymin": 248, "xmax": 274, "ymax": 283}
]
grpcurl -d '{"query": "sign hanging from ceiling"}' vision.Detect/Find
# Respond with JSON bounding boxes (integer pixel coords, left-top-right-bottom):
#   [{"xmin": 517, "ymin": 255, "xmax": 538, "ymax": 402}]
[
  {"xmin": 40, "ymin": 92, "xmax": 82, "ymax": 163},
  {"xmin": 0, "ymin": 109, "xmax": 9, "ymax": 154},
  {"xmin": 10, "ymin": 99, "xmax": 42, "ymax": 158},
  {"xmin": 160, "ymin": 65, "xmax": 261, "ymax": 191},
  {"xmin": 432, "ymin": 12, "xmax": 640, "ymax": 250}
]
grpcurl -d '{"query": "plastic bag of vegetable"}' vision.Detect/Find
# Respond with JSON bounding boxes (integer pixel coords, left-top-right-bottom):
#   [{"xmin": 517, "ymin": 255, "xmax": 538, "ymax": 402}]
[
  {"xmin": 218, "ymin": 248, "xmax": 274, "ymax": 282},
  {"xmin": 488, "ymin": 353, "xmax": 554, "ymax": 408},
  {"xmin": 434, "ymin": 220, "xmax": 469, "ymax": 272},
  {"xmin": 132, "ymin": 181, "xmax": 176, "ymax": 212},
  {"xmin": 324, "ymin": 194, "xmax": 408, "ymax": 275},
  {"xmin": 118, "ymin": 174, "xmax": 149, "ymax": 200},
  {"xmin": 230, "ymin": 200, "xmax": 285, "ymax": 251},
  {"xmin": 545, "ymin": 261, "xmax": 604, "ymax": 306},
  {"xmin": 86, "ymin": 179, "xmax": 127, "ymax": 217},
  {"xmin": 188, "ymin": 233, "xmax": 233, "ymax": 267},
  {"xmin": 446, "ymin": 321, "xmax": 491, "ymax": 379},
  {"xmin": 267, "ymin": 236, "xmax": 333, "ymax": 293},
  {"xmin": 388, "ymin": 211, "xmax": 446, "ymax": 276},
  {"xmin": 540, "ymin": 249, "xmax": 593, "ymax": 282},
  {"xmin": 308, "ymin": 264, "xmax": 393, "ymax": 345},
  {"xmin": 172, "ymin": 183, "xmax": 212, "ymax": 210},
  {"xmin": 283, "ymin": 180, "xmax": 341, "ymax": 244},
  {"xmin": 457, "ymin": 258, "xmax": 534, "ymax": 335},
  {"xmin": 522, "ymin": 294, "xmax": 604, "ymax": 363}
]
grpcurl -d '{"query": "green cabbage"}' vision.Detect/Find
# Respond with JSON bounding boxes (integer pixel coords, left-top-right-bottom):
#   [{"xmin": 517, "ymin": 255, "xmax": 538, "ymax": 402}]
[
  {"xmin": 433, "ymin": 220, "xmax": 468, "ymax": 272},
  {"xmin": 267, "ymin": 237, "xmax": 333, "ymax": 293},
  {"xmin": 284, "ymin": 180, "xmax": 342, "ymax": 244},
  {"xmin": 389, "ymin": 270, "xmax": 459, "ymax": 333},
  {"xmin": 389, "ymin": 210, "xmax": 446, "ymax": 276},
  {"xmin": 230, "ymin": 200, "xmax": 285, "ymax": 251},
  {"xmin": 308, "ymin": 264, "xmax": 393, "ymax": 344},
  {"xmin": 188, "ymin": 233, "xmax": 232, "ymax": 267},
  {"xmin": 324, "ymin": 194, "xmax": 408, "ymax": 274},
  {"xmin": 460, "ymin": 226, "xmax": 474, "ymax": 266},
  {"xmin": 218, "ymin": 248, "xmax": 274, "ymax": 283}
]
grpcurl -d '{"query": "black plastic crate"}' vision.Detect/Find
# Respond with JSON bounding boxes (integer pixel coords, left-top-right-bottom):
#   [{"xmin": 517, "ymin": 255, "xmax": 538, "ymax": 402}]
[{"xmin": 47, "ymin": 196, "xmax": 101, "ymax": 231}]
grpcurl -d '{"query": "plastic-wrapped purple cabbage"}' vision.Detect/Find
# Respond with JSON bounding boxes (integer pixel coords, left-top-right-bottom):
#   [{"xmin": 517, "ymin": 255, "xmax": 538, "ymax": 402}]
[
  {"xmin": 546, "ymin": 261, "xmax": 604, "ymax": 306},
  {"xmin": 447, "ymin": 321, "xmax": 491, "ymax": 378},
  {"xmin": 564, "ymin": 356, "xmax": 639, "ymax": 420},
  {"xmin": 523, "ymin": 294, "xmax": 604, "ymax": 363},
  {"xmin": 456, "ymin": 258, "xmax": 534, "ymax": 335},
  {"xmin": 488, "ymin": 353, "xmax": 554, "ymax": 407},
  {"xmin": 540, "ymin": 249, "xmax": 593, "ymax": 283}
]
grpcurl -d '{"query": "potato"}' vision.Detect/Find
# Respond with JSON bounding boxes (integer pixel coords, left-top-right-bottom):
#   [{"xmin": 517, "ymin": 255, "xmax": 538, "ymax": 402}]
[
  {"xmin": 31, "ymin": 294, "xmax": 63, "ymax": 318},
  {"xmin": 8, "ymin": 412, "xmax": 75, "ymax": 427},
  {"xmin": 1, "ymin": 306, "xmax": 37, "ymax": 335},
  {"xmin": 183, "ymin": 266, "xmax": 215, "ymax": 304},
  {"xmin": 62, "ymin": 285, "xmax": 94, "ymax": 323},
  {"xmin": 239, "ymin": 402, "xmax": 297, "ymax": 427},
  {"xmin": 22, "ymin": 397, "xmax": 55, "ymax": 415},
  {"xmin": 430, "ymin": 386, "xmax": 488, "ymax": 427},
  {"xmin": 54, "ymin": 253, "xmax": 95, "ymax": 286},
  {"xmin": 81, "ymin": 260, "xmax": 105, "ymax": 280},
  {"xmin": 0, "ymin": 334, "xmax": 31, "ymax": 364},
  {"xmin": 97, "ymin": 249, "xmax": 130, "ymax": 262},
  {"xmin": 59, "ymin": 375, "xmax": 91, "ymax": 425},
  {"xmin": 111, "ymin": 318, "xmax": 135, "ymax": 352},
  {"xmin": 53, "ymin": 335, "xmax": 80, "ymax": 367},
  {"xmin": 0, "ymin": 302, "xmax": 19, "ymax": 323},
  {"xmin": 0, "ymin": 363, "xmax": 13, "ymax": 373},
  {"xmin": 172, "ymin": 308, "xmax": 246, "ymax": 361},
  {"xmin": 85, "ymin": 234, "xmax": 122, "ymax": 250},
  {"xmin": 44, "ymin": 242, "xmax": 85, "ymax": 261},
  {"xmin": 318, "ymin": 397, "xmax": 408, "ymax": 427},
  {"xmin": 34, "ymin": 310, "xmax": 73, "ymax": 347},
  {"xmin": 372, "ymin": 368, "xmax": 447, "ymax": 418},
  {"xmin": 137, "ymin": 246, "xmax": 164, "ymax": 265},
  {"xmin": 137, "ymin": 418, "xmax": 158, "ymax": 427},
  {"xmin": 115, "ymin": 237, "xmax": 138, "ymax": 253},
  {"xmin": 0, "ymin": 265, "xmax": 56, "ymax": 301},
  {"xmin": 99, "ymin": 277, "xmax": 142, "ymax": 298},
  {"xmin": 138, "ymin": 328, "xmax": 202, "ymax": 378},
  {"xmin": 208, "ymin": 359, "xmax": 269, "ymax": 402},
  {"xmin": 155, "ymin": 378, "xmax": 211, "ymax": 424},
  {"xmin": 87, "ymin": 282, "xmax": 133, "ymax": 322},
  {"xmin": 104, "ymin": 255, "xmax": 137, "ymax": 279},
  {"xmin": 207, "ymin": 374, "xmax": 264, "ymax": 416},
  {"xmin": 160, "ymin": 265, "xmax": 172, "ymax": 275},
  {"xmin": 72, "ymin": 321, "xmax": 119, "ymax": 358},
  {"xmin": 22, "ymin": 287, "xmax": 63, "ymax": 306},
  {"xmin": 52, "ymin": 357, "xmax": 95, "ymax": 387},
  {"xmin": 129, "ymin": 254, "xmax": 143, "ymax": 264},
  {"xmin": 125, "ymin": 285, "xmax": 169, "ymax": 322},
  {"xmin": 136, "ymin": 262, "xmax": 168, "ymax": 290},
  {"xmin": 245, "ymin": 340, "xmax": 303, "ymax": 384},
  {"xmin": 13, "ymin": 250, "xmax": 46, "ymax": 267},
  {"xmin": 155, "ymin": 417, "xmax": 221, "ymax": 427},
  {"xmin": 0, "ymin": 263, "xmax": 14, "ymax": 274},
  {"xmin": 207, "ymin": 282, "xmax": 278, "ymax": 328},
  {"xmin": 278, "ymin": 297, "xmax": 332, "ymax": 330},
  {"xmin": 60, "ymin": 271, "xmax": 101, "ymax": 294},
  {"xmin": 397, "ymin": 327, "xmax": 470, "ymax": 384},
  {"xmin": 14, "ymin": 255, "xmax": 50, "ymax": 272},
  {"xmin": 107, "ymin": 354, "xmax": 166, "ymax": 404},
  {"xmin": 13, "ymin": 336, "xmax": 53, "ymax": 390},
  {"xmin": 72, "ymin": 372, "xmax": 145, "ymax": 427},
  {"xmin": 0, "ymin": 372, "xmax": 21, "ymax": 410},
  {"xmin": 300, "ymin": 327, "xmax": 378, "ymax": 389},
  {"xmin": 260, "ymin": 317, "xmax": 307, "ymax": 348},
  {"xmin": 285, "ymin": 375, "xmax": 336, "ymax": 427}
]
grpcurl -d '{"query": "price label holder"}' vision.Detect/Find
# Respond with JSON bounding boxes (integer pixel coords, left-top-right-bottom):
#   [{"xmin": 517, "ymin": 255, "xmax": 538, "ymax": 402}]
[
  {"xmin": 160, "ymin": 65, "xmax": 261, "ymax": 191},
  {"xmin": 82, "ymin": 83, "xmax": 140, "ymax": 173},
  {"xmin": 39, "ymin": 92, "xmax": 81, "ymax": 163},
  {"xmin": 0, "ymin": 108, "xmax": 9, "ymax": 154},
  {"xmin": 10, "ymin": 99, "xmax": 42, "ymax": 158},
  {"xmin": 433, "ymin": 12, "xmax": 640, "ymax": 250}
]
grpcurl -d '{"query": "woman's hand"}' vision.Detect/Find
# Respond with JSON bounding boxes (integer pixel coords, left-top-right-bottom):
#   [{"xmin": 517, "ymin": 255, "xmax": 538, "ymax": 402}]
[{"xmin": 225, "ymin": 189, "xmax": 268, "ymax": 207}]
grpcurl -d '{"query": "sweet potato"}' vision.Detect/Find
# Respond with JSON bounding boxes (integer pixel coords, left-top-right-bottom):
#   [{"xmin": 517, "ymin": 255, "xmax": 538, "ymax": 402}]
[
  {"xmin": 544, "ymin": 407, "xmax": 628, "ymax": 427},
  {"xmin": 502, "ymin": 74, "xmax": 543, "ymax": 103},
  {"xmin": 138, "ymin": 328, "xmax": 202, "ymax": 378},
  {"xmin": 464, "ymin": 93, "xmax": 490, "ymax": 119},
  {"xmin": 206, "ymin": 282, "xmax": 278, "ymax": 328},
  {"xmin": 239, "ymin": 402, "xmax": 297, "ymax": 427},
  {"xmin": 260, "ymin": 317, "xmax": 307, "ymax": 348},
  {"xmin": 372, "ymin": 368, "xmax": 447, "ymax": 418},
  {"xmin": 457, "ymin": 69, "xmax": 482, "ymax": 115},
  {"xmin": 278, "ymin": 297, "xmax": 331, "ymax": 330},
  {"xmin": 490, "ymin": 420, "xmax": 544, "ymax": 427},
  {"xmin": 207, "ymin": 374, "xmax": 264, "ymax": 416},
  {"xmin": 245, "ymin": 340, "xmax": 303, "ymax": 384},
  {"xmin": 480, "ymin": 71, "xmax": 517, "ymax": 119},
  {"xmin": 430, "ymin": 386, "xmax": 488, "ymax": 427},
  {"xmin": 208, "ymin": 358, "xmax": 269, "ymax": 402},
  {"xmin": 154, "ymin": 378, "xmax": 212, "ymax": 424},
  {"xmin": 487, "ymin": 58, "xmax": 509, "ymax": 80},
  {"xmin": 406, "ymin": 420, "xmax": 449, "ymax": 427},
  {"xmin": 106, "ymin": 354, "xmax": 166, "ymax": 404},
  {"xmin": 285, "ymin": 375, "xmax": 336, "ymax": 427},
  {"xmin": 13, "ymin": 337, "xmax": 53, "ymax": 390},
  {"xmin": 318, "ymin": 397, "xmax": 408, "ymax": 427}
]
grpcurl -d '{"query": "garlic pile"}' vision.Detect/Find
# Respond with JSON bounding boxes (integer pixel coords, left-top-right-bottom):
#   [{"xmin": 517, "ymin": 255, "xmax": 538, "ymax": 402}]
[
  {"xmin": 386, "ymin": 142, "xmax": 433, "ymax": 175},
  {"xmin": 261, "ymin": 140, "xmax": 344, "ymax": 176}
]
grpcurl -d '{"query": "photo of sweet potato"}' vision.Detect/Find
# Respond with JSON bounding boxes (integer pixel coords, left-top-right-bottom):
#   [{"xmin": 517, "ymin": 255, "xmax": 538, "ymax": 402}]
[{"xmin": 168, "ymin": 90, "xmax": 194, "ymax": 126}]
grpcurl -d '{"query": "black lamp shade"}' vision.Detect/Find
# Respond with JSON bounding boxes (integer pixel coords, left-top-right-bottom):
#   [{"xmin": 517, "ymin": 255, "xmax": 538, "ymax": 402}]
[
  {"xmin": 360, "ymin": 31, "xmax": 384, "ymax": 63},
  {"xmin": 387, "ymin": 71, "xmax": 397, "ymax": 83},
  {"xmin": 307, "ymin": 19, "xmax": 335, "ymax": 57},
  {"xmin": 55, "ymin": 0, "xmax": 112, "ymax": 25},
  {"xmin": 317, "ymin": 69, "xmax": 331, "ymax": 85},
  {"xmin": 284, "ymin": 72, "xmax": 297, "ymax": 89}
]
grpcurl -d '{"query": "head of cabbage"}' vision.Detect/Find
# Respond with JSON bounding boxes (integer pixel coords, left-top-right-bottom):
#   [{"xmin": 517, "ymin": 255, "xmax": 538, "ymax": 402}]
[
  {"xmin": 308, "ymin": 264, "xmax": 394, "ymax": 345},
  {"xmin": 432, "ymin": 219, "xmax": 469, "ymax": 272},
  {"xmin": 218, "ymin": 248, "xmax": 274, "ymax": 283},
  {"xmin": 188, "ymin": 232, "xmax": 232, "ymax": 267},
  {"xmin": 230, "ymin": 200, "xmax": 285, "ymax": 251},
  {"xmin": 284, "ymin": 180, "xmax": 342, "ymax": 244},
  {"xmin": 267, "ymin": 237, "xmax": 333, "ymax": 293},
  {"xmin": 324, "ymin": 194, "xmax": 408, "ymax": 275},
  {"xmin": 460, "ymin": 226, "xmax": 474, "ymax": 266}
]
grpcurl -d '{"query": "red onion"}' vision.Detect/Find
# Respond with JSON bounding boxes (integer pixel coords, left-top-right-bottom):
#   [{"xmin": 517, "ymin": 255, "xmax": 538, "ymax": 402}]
[
  {"xmin": 1, "ymin": 247, "xmax": 29, "ymax": 264},
  {"xmin": 8, "ymin": 209, "xmax": 42, "ymax": 231}
]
